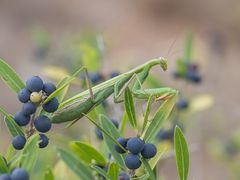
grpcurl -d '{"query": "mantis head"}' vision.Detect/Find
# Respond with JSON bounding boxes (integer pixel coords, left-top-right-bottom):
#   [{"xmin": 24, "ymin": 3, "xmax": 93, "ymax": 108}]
[{"xmin": 159, "ymin": 57, "xmax": 168, "ymax": 71}]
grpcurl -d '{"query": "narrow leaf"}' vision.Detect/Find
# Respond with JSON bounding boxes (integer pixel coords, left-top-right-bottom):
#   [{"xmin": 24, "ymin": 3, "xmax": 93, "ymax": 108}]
[
  {"xmin": 174, "ymin": 126, "xmax": 189, "ymax": 180},
  {"xmin": 177, "ymin": 59, "xmax": 187, "ymax": 76},
  {"xmin": 20, "ymin": 134, "xmax": 39, "ymax": 172},
  {"xmin": 143, "ymin": 94, "xmax": 177, "ymax": 142},
  {"xmin": 70, "ymin": 141, "xmax": 107, "ymax": 166},
  {"xmin": 0, "ymin": 107, "xmax": 24, "ymax": 137},
  {"xmin": 120, "ymin": 112, "xmax": 128, "ymax": 135},
  {"xmin": 44, "ymin": 168, "xmax": 54, "ymax": 180},
  {"xmin": 141, "ymin": 95, "xmax": 153, "ymax": 134},
  {"xmin": 57, "ymin": 148, "xmax": 93, "ymax": 179},
  {"xmin": 91, "ymin": 164, "xmax": 109, "ymax": 179},
  {"xmin": 141, "ymin": 158, "xmax": 156, "ymax": 180},
  {"xmin": 6, "ymin": 145, "xmax": 14, "ymax": 162},
  {"xmin": 107, "ymin": 162, "xmax": 119, "ymax": 180},
  {"xmin": 100, "ymin": 115, "xmax": 126, "ymax": 168},
  {"xmin": 0, "ymin": 59, "xmax": 25, "ymax": 93},
  {"xmin": 149, "ymin": 145, "xmax": 166, "ymax": 169},
  {"xmin": 0, "ymin": 155, "xmax": 8, "ymax": 174},
  {"xmin": 124, "ymin": 87, "xmax": 137, "ymax": 128}
]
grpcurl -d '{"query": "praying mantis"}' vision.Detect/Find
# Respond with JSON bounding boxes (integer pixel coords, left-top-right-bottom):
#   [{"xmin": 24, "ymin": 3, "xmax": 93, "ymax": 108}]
[{"xmin": 50, "ymin": 57, "xmax": 178, "ymax": 124}]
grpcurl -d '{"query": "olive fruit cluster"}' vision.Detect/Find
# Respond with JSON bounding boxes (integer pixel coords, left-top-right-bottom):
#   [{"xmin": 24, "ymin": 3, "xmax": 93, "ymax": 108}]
[
  {"xmin": 115, "ymin": 137, "xmax": 157, "ymax": 170},
  {"xmin": 0, "ymin": 168, "xmax": 29, "ymax": 180},
  {"xmin": 12, "ymin": 76, "xmax": 58, "ymax": 150},
  {"xmin": 174, "ymin": 63, "xmax": 202, "ymax": 83},
  {"xmin": 95, "ymin": 119, "xmax": 119, "ymax": 140}
]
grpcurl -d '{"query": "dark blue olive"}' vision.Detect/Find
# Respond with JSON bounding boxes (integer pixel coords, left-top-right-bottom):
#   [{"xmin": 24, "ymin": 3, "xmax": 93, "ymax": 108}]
[
  {"xmin": 18, "ymin": 88, "xmax": 31, "ymax": 103},
  {"xmin": 118, "ymin": 172, "xmax": 130, "ymax": 180},
  {"xmin": 109, "ymin": 71, "xmax": 120, "ymax": 79},
  {"xmin": 115, "ymin": 137, "xmax": 128, "ymax": 154},
  {"xmin": 141, "ymin": 143, "xmax": 157, "ymax": 159},
  {"xmin": 156, "ymin": 129, "xmax": 174, "ymax": 141},
  {"xmin": 43, "ymin": 97, "xmax": 59, "ymax": 113},
  {"xmin": 88, "ymin": 73, "xmax": 103, "ymax": 84},
  {"xmin": 12, "ymin": 135, "xmax": 26, "ymax": 150},
  {"xmin": 186, "ymin": 71, "xmax": 202, "ymax": 83},
  {"xmin": 126, "ymin": 137, "xmax": 145, "ymax": 154},
  {"xmin": 0, "ymin": 174, "xmax": 11, "ymax": 180},
  {"xmin": 34, "ymin": 115, "xmax": 52, "ymax": 133},
  {"xmin": 43, "ymin": 83, "xmax": 56, "ymax": 95},
  {"xmin": 14, "ymin": 111, "xmax": 30, "ymax": 126},
  {"xmin": 125, "ymin": 153, "xmax": 141, "ymax": 170},
  {"xmin": 11, "ymin": 168, "xmax": 29, "ymax": 180},
  {"xmin": 95, "ymin": 128, "xmax": 103, "ymax": 140},
  {"xmin": 38, "ymin": 134, "xmax": 49, "ymax": 148},
  {"xmin": 176, "ymin": 99, "xmax": 189, "ymax": 110},
  {"xmin": 22, "ymin": 102, "xmax": 37, "ymax": 115},
  {"xmin": 26, "ymin": 76, "xmax": 43, "ymax": 92}
]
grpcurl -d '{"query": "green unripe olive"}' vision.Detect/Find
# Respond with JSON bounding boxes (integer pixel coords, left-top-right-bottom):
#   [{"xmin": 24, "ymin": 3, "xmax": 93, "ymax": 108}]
[{"xmin": 30, "ymin": 92, "xmax": 42, "ymax": 103}]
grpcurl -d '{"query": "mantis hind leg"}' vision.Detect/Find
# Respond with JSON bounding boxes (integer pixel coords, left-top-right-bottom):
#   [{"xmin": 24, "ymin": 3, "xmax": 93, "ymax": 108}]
[{"xmin": 81, "ymin": 67, "xmax": 95, "ymax": 101}]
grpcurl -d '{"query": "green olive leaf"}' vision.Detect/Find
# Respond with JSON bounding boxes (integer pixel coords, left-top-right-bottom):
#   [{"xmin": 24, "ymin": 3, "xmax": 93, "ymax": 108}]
[
  {"xmin": 124, "ymin": 87, "xmax": 137, "ymax": 129},
  {"xmin": 0, "ymin": 59, "xmax": 25, "ymax": 93},
  {"xmin": 143, "ymin": 93, "xmax": 177, "ymax": 142},
  {"xmin": 0, "ymin": 155, "xmax": 8, "ymax": 174},
  {"xmin": 107, "ymin": 162, "xmax": 119, "ymax": 180},
  {"xmin": 70, "ymin": 141, "xmax": 107, "ymax": 166},
  {"xmin": 0, "ymin": 107, "xmax": 24, "ymax": 137},
  {"xmin": 141, "ymin": 158, "xmax": 156, "ymax": 180},
  {"xmin": 43, "ymin": 168, "xmax": 54, "ymax": 180},
  {"xmin": 91, "ymin": 164, "xmax": 110, "ymax": 179},
  {"xmin": 100, "ymin": 115, "xmax": 126, "ymax": 168},
  {"xmin": 20, "ymin": 134, "xmax": 39, "ymax": 172},
  {"xmin": 174, "ymin": 126, "xmax": 189, "ymax": 180},
  {"xmin": 57, "ymin": 148, "xmax": 93, "ymax": 180}
]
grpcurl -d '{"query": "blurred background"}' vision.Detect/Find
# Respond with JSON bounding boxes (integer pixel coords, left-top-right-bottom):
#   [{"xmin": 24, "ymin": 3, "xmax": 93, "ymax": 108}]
[{"xmin": 0, "ymin": 0, "xmax": 240, "ymax": 179}]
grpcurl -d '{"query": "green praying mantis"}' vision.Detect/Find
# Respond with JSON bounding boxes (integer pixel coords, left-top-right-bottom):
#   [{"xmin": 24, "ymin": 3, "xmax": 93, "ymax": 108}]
[{"xmin": 49, "ymin": 57, "xmax": 178, "ymax": 124}]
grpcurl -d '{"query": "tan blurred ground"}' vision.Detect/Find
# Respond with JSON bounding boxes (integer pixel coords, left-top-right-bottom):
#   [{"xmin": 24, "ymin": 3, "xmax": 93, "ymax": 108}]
[{"xmin": 0, "ymin": 0, "xmax": 240, "ymax": 179}]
